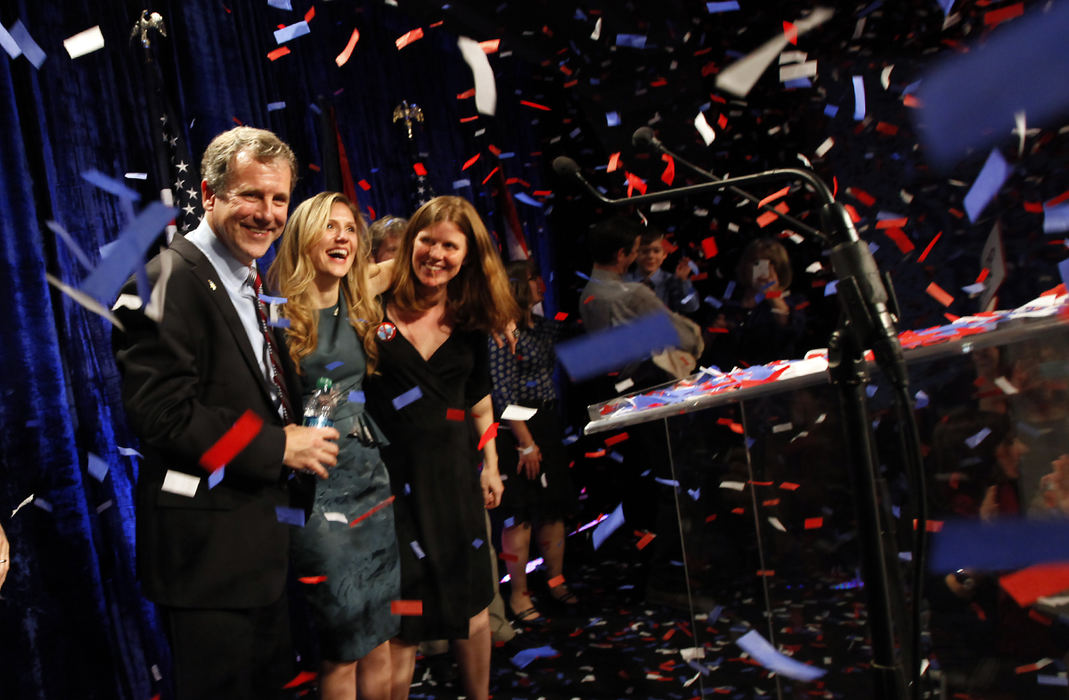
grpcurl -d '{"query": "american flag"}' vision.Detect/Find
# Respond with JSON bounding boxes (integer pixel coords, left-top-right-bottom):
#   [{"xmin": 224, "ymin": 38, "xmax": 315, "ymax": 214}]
[
  {"xmin": 158, "ymin": 112, "xmax": 202, "ymax": 237},
  {"xmin": 412, "ymin": 150, "xmax": 436, "ymax": 210}
]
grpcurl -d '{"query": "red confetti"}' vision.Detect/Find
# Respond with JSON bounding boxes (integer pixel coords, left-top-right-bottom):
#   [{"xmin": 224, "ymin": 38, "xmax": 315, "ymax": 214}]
[
  {"xmin": 267, "ymin": 46, "xmax": 291, "ymax": 61},
  {"xmin": 199, "ymin": 410, "xmax": 264, "ymax": 472},
  {"xmin": 846, "ymin": 187, "xmax": 876, "ymax": 207},
  {"xmin": 479, "ymin": 39, "xmax": 500, "ymax": 54},
  {"xmin": 349, "ymin": 495, "xmax": 396, "ymax": 527},
  {"xmin": 1046, "ymin": 189, "xmax": 1069, "ymax": 208},
  {"xmin": 547, "ymin": 574, "xmax": 566, "ymax": 588},
  {"xmin": 636, "ymin": 532, "xmax": 656, "ymax": 550},
  {"xmin": 298, "ymin": 575, "xmax": 328, "ymax": 584},
  {"xmin": 519, "ymin": 100, "xmax": 552, "ymax": 111},
  {"xmin": 625, "ymin": 172, "xmax": 647, "ymax": 196},
  {"xmin": 999, "ymin": 563, "xmax": 1069, "ymax": 607},
  {"xmin": 661, "ymin": 154, "xmax": 675, "ymax": 186},
  {"xmin": 357, "ymin": 179, "xmax": 371, "ymax": 191},
  {"xmin": 553, "ymin": 311, "xmax": 569, "ymax": 321},
  {"xmin": 804, "ymin": 517, "xmax": 823, "ymax": 529},
  {"xmin": 874, "ymin": 121, "xmax": 899, "ymax": 136},
  {"xmin": 284, "ymin": 671, "xmax": 318, "ymax": 689},
  {"xmin": 984, "ymin": 2, "xmax": 1024, "ymax": 27},
  {"xmin": 604, "ymin": 432, "xmax": 630, "ymax": 446},
  {"xmin": 304, "ymin": 5, "xmax": 315, "ymax": 22},
  {"xmin": 476, "ymin": 422, "xmax": 499, "ymax": 450},
  {"xmin": 883, "ymin": 227, "xmax": 915, "ymax": 254},
  {"xmin": 585, "ymin": 449, "xmax": 606, "ymax": 458},
  {"xmin": 456, "ymin": 88, "xmax": 476, "ymax": 99},
  {"xmin": 607, "ymin": 152, "xmax": 621, "ymax": 173},
  {"xmin": 757, "ymin": 186, "xmax": 790, "ymax": 210},
  {"xmin": 481, "ymin": 166, "xmax": 499, "ymax": 185},
  {"xmin": 917, "ymin": 231, "xmax": 942, "ymax": 262},
  {"xmin": 412, "ymin": 162, "xmax": 427, "ymax": 177},
  {"xmin": 875, "ymin": 217, "xmax": 908, "ymax": 229},
  {"xmin": 975, "ymin": 268, "xmax": 990, "ymax": 284},
  {"xmin": 756, "ymin": 569, "xmax": 776, "ymax": 577},
  {"xmin": 307, "ymin": 163, "xmax": 321, "ymax": 172},
  {"xmin": 446, "ymin": 408, "xmax": 466, "ymax": 421},
  {"xmin": 391, "ymin": 600, "xmax": 423, "ymax": 616},
  {"xmin": 461, "ymin": 153, "xmax": 480, "ymax": 170},
  {"xmin": 701, "ymin": 236, "xmax": 718, "ymax": 259},
  {"xmin": 459, "ymin": 115, "xmax": 479, "ymax": 124},
  {"xmin": 488, "ymin": 144, "xmax": 502, "ymax": 156},
  {"xmin": 782, "ymin": 21, "xmax": 798, "ymax": 45},
  {"xmin": 717, "ymin": 113, "xmax": 728, "ymax": 130},
  {"xmin": 780, "ymin": 482, "xmax": 800, "ymax": 490},
  {"xmin": 926, "ymin": 282, "xmax": 954, "ymax": 307},
  {"xmin": 395, "ymin": 28, "xmax": 424, "ymax": 50}
]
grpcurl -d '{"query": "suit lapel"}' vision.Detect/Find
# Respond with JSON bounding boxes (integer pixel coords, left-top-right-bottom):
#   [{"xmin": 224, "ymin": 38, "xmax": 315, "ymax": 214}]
[{"xmin": 170, "ymin": 236, "xmax": 280, "ymax": 416}]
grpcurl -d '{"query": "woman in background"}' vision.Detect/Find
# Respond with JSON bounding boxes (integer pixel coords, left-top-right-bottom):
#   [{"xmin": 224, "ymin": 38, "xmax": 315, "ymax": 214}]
[
  {"xmin": 363, "ymin": 196, "xmax": 518, "ymax": 700},
  {"xmin": 489, "ymin": 260, "xmax": 577, "ymax": 623},
  {"xmin": 269, "ymin": 192, "xmax": 398, "ymax": 700}
]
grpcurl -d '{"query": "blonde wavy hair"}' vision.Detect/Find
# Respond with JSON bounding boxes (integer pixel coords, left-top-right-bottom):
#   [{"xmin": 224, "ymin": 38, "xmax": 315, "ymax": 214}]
[
  {"xmin": 268, "ymin": 192, "xmax": 383, "ymax": 374},
  {"xmin": 390, "ymin": 196, "xmax": 519, "ymax": 334}
]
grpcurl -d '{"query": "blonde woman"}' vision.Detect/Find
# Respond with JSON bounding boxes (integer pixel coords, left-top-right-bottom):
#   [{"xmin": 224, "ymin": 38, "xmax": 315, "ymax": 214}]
[
  {"xmin": 362, "ymin": 196, "xmax": 519, "ymax": 700},
  {"xmin": 268, "ymin": 192, "xmax": 397, "ymax": 700}
]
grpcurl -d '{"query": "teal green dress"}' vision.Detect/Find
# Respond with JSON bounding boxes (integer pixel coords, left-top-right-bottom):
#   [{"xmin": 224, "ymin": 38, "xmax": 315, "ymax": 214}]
[{"xmin": 290, "ymin": 302, "xmax": 400, "ymax": 661}]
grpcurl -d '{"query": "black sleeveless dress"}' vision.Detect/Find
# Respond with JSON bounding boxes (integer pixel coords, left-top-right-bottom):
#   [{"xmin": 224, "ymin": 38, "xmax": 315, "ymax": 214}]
[{"xmin": 363, "ymin": 307, "xmax": 494, "ymax": 642}]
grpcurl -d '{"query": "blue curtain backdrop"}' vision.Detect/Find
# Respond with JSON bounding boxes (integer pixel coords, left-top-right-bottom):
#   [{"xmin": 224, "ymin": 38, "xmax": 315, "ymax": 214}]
[{"xmin": 0, "ymin": 2, "xmax": 555, "ymax": 697}]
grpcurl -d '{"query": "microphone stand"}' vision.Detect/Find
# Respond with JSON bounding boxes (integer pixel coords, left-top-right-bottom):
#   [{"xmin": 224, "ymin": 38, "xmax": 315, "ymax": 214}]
[{"xmin": 558, "ymin": 159, "xmax": 914, "ymax": 700}]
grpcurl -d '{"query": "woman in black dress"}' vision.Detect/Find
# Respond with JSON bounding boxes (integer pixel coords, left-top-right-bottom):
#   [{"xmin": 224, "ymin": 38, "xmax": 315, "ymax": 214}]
[
  {"xmin": 269, "ymin": 192, "xmax": 398, "ymax": 700},
  {"xmin": 363, "ymin": 196, "xmax": 518, "ymax": 700}
]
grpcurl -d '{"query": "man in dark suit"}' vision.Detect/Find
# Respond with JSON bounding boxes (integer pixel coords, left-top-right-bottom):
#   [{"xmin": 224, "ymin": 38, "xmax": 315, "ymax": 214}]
[{"xmin": 113, "ymin": 126, "xmax": 338, "ymax": 699}]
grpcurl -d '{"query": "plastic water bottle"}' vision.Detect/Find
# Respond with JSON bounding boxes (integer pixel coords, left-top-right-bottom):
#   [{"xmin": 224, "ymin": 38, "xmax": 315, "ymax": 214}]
[{"xmin": 302, "ymin": 377, "xmax": 336, "ymax": 427}]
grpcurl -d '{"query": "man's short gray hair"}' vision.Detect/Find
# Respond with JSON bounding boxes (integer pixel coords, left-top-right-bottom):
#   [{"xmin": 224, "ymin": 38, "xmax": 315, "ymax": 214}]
[{"xmin": 200, "ymin": 126, "xmax": 297, "ymax": 195}]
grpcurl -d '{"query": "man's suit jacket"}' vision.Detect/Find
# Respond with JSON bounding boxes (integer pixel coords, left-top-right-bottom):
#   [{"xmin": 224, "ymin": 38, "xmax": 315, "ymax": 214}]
[{"xmin": 114, "ymin": 234, "xmax": 307, "ymax": 609}]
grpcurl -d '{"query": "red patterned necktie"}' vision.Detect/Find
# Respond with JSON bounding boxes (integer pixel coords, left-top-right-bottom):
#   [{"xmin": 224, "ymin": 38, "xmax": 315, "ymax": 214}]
[{"xmin": 250, "ymin": 269, "xmax": 294, "ymax": 423}]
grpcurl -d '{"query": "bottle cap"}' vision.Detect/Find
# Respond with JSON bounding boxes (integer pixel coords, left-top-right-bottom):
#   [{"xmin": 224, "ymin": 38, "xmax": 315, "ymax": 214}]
[{"xmin": 316, "ymin": 377, "xmax": 333, "ymax": 391}]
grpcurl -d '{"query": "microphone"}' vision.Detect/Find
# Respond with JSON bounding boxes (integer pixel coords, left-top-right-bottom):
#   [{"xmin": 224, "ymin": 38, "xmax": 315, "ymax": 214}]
[
  {"xmin": 631, "ymin": 126, "xmax": 662, "ymax": 151},
  {"xmin": 629, "ymin": 127, "xmax": 825, "ymax": 241},
  {"xmin": 552, "ymin": 156, "xmax": 614, "ymax": 206}
]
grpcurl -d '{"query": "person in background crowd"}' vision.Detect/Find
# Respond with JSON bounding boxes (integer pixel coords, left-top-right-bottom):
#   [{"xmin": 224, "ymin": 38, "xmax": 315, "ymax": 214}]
[
  {"xmin": 369, "ymin": 215, "xmax": 407, "ymax": 263},
  {"xmin": 625, "ymin": 228, "xmax": 699, "ymax": 315},
  {"xmin": 489, "ymin": 260, "xmax": 578, "ymax": 624},
  {"xmin": 703, "ymin": 236, "xmax": 806, "ymax": 370},
  {"xmin": 269, "ymin": 192, "xmax": 399, "ymax": 700},
  {"xmin": 362, "ymin": 196, "xmax": 518, "ymax": 700}
]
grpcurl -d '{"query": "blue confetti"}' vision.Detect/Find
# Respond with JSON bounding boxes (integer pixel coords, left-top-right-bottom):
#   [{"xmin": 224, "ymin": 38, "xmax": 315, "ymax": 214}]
[
  {"xmin": 208, "ymin": 466, "xmax": 225, "ymax": 489},
  {"xmin": 1043, "ymin": 203, "xmax": 1069, "ymax": 234},
  {"xmin": 555, "ymin": 312, "xmax": 682, "ymax": 382},
  {"xmin": 655, "ymin": 477, "xmax": 680, "ymax": 487},
  {"xmin": 8, "ymin": 20, "xmax": 45, "ymax": 68},
  {"xmin": 615, "ymin": 34, "xmax": 647, "ymax": 49},
  {"xmin": 784, "ymin": 78, "xmax": 812, "ymax": 90},
  {"xmin": 824, "ymin": 280, "xmax": 839, "ymax": 296},
  {"xmin": 267, "ymin": 317, "xmax": 291, "ymax": 329},
  {"xmin": 510, "ymin": 645, "xmax": 558, "ymax": 669},
  {"xmin": 275, "ymin": 505, "xmax": 306, "ymax": 527},
  {"xmin": 392, "ymin": 386, "xmax": 423, "ymax": 411},
  {"xmin": 82, "ymin": 169, "xmax": 141, "ymax": 202},
  {"xmin": 706, "ymin": 1, "xmax": 740, "ymax": 12},
  {"xmin": 258, "ymin": 293, "xmax": 287, "ymax": 305},
  {"xmin": 267, "ymin": 101, "xmax": 287, "ymax": 112},
  {"xmin": 267, "ymin": 0, "xmax": 292, "ymax": 9},
  {"xmin": 273, "ymin": 20, "xmax": 310, "ymax": 45},
  {"xmin": 606, "ymin": 111, "xmax": 620, "ymax": 126},
  {"xmin": 592, "ymin": 502, "xmax": 625, "ymax": 551},
  {"xmin": 453, "ymin": 179, "xmax": 471, "ymax": 189},
  {"xmin": 0, "ymin": 22, "xmax": 20, "ymax": 59},
  {"xmin": 472, "ymin": 537, "xmax": 484, "ymax": 549},
  {"xmin": 916, "ymin": 0, "xmax": 1069, "ymax": 168},
  {"xmin": 514, "ymin": 192, "xmax": 543, "ymax": 208},
  {"xmin": 80, "ymin": 201, "xmax": 178, "ymax": 304},
  {"xmin": 1059, "ymin": 257, "xmax": 1069, "ymax": 290},
  {"xmin": 87, "ymin": 453, "xmax": 109, "ymax": 482},
  {"xmin": 963, "ymin": 149, "xmax": 1010, "ymax": 222},
  {"xmin": 325, "ymin": 360, "xmax": 344, "ymax": 371},
  {"xmin": 852, "ymin": 76, "xmax": 866, "ymax": 121},
  {"xmin": 348, "ymin": 390, "xmax": 365, "ymax": 404},
  {"xmin": 914, "ymin": 390, "xmax": 929, "ymax": 409},
  {"xmin": 931, "ymin": 518, "xmax": 1069, "ymax": 572},
  {"xmin": 410, "ymin": 540, "xmax": 426, "ymax": 559},
  {"xmin": 823, "ymin": 104, "xmax": 839, "ymax": 118}
]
